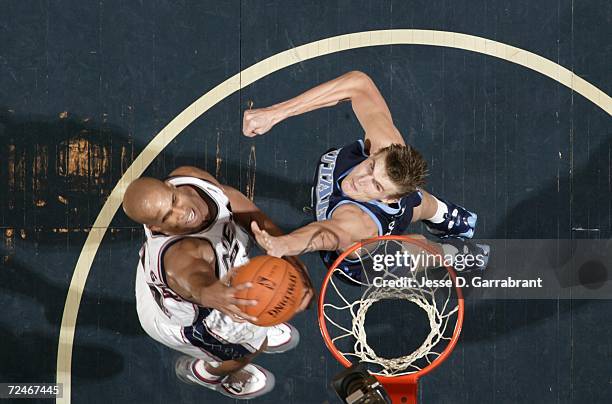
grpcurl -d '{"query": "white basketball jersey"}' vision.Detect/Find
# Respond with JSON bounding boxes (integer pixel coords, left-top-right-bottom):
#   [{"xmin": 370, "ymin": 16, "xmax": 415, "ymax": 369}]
[{"xmin": 138, "ymin": 176, "xmax": 251, "ymax": 327}]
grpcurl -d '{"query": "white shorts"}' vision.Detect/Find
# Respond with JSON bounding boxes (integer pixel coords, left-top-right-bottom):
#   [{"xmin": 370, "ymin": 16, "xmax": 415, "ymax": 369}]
[{"xmin": 135, "ymin": 267, "xmax": 268, "ymax": 362}]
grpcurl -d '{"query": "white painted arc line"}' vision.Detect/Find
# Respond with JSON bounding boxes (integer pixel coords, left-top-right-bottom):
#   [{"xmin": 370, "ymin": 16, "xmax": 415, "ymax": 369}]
[{"xmin": 56, "ymin": 28, "xmax": 612, "ymax": 404}]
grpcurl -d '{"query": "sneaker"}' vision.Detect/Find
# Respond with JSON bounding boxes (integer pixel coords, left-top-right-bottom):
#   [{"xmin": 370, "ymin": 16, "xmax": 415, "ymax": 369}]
[
  {"xmin": 424, "ymin": 199, "xmax": 477, "ymax": 238},
  {"xmin": 218, "ymin": 364, "xmax": 275, "ymax": 399},
  {"xmin": 263, "ymin": 323, "xmax": 300, "ymax": 354},
  {"xmin": 440, "ymin": 236, "xmax": 490, "ymax": 273},
  {"xmin": 175, "ymin": 356, "xmax": 222, "ymax": 389},
  {"xmin": 175, "ymin": 356, "xmax": 275, "ymax": 399}
]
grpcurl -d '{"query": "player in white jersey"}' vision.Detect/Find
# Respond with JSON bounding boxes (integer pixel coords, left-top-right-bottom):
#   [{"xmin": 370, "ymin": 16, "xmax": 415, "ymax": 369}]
[{"xmin": 123, "ymin": 166, "xmax": 313, "ymax": 399}]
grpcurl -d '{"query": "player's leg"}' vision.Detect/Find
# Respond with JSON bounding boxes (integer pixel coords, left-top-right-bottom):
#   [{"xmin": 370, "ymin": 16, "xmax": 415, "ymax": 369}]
[
  {"xmin": 136, "ymin": 268, "xmax": 276, "ymax": 399},
  {"xmin": 412, "ymin": 190, "xmax": 477, "ymax": 238},
  {"xmin": 175, "ymin": 339, "xmax": 275, "ymax": 399},
  {"xmin": 200, "ymin": 338, "xmax": 267, "ymax": 378},
  {"xmin": 179, "ymin": 308, "xmax": 297, "ymax": 398}
]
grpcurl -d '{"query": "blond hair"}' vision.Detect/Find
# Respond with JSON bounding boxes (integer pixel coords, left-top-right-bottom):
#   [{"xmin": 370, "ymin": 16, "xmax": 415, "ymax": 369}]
[{"xmin": 377, "ymin": 144, "xmax": 428, "ymax": 197}]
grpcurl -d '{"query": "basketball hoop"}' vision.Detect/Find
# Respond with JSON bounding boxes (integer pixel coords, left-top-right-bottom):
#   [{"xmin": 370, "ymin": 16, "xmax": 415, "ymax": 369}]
[{"xmin": 318, "ymin": 235, "xmax": 464, "ymax": 404}]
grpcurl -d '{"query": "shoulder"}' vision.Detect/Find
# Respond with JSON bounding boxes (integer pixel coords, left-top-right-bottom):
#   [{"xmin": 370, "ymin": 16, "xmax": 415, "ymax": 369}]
[
  {"xmin": 218, "ymin": 184, "xmax": 240, "ymax": 198},
  {"xmin": 331, "ymin": 141, "xmax": 368, "ymax": 171},
  {"xmin": 164, "ymin": 237, "xmax": 215, "ymax": 267},
  {"xmin": 329, "ymin": 203, "xmax": 378, "ymax": 237},
  {"xmin": 331, "ymin": 202, "xmax": 367, "ymax": 217},
  {"xmin": 339, "ymin": 140, "xmax": 368, "ymax": 156},
  {"xmin": 169, "ymin": 166, "xmax": 222, "ymax": 187}
]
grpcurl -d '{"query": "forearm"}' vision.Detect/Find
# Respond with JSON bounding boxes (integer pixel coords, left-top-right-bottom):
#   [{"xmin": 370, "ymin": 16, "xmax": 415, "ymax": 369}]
[
  {"xmin": 251, "ymin": 211, "xmax": 284, "ymax": 238},
  {"xmin": 268, "ymin": 71, "xmax": 367, "ymax": 125},
  {"xmin": 235, "ymin": 208, "xmax": 284, "ymax": 239},
  {"xmin": 193, "ymin": 281, "xmax": 219, "ymax": 307},
  {"xmin": 280, "ymin": 222, "xmax": 344, "ymax": 256},
  {"xmin": 242, "ymin": 206, "xmax": 314, "ymax": 289},
  {"xmin": 168, "ymin": 270, "xmax": 218, "ymax": 307},
  {"xmin": 225, "ymin": 185, "xmax": 284, "ymax": 238}
]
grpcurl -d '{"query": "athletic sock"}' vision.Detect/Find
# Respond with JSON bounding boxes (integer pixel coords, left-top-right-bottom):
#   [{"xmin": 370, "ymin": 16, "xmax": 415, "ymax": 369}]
[
  {"xmin": 426, "ymin": 197, "xmax": 448, "ymax": 223},
  {"xmin": 193, "ymin": 359, "xmax": 223, "ymax": 382}
]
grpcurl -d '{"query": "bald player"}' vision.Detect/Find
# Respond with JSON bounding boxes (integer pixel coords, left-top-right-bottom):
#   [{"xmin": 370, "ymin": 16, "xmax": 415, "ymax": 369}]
[{"xmin": 123, "ymin": 166, "xmax": 313, "ymax": 399}]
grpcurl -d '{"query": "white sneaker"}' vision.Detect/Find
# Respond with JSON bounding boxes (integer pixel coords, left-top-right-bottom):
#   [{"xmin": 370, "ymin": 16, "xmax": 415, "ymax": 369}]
[
  {"xmin": 175, "ymin": 356, "xmax": 275, "ymax": 399},
  {"xmin": 218, "ymin": 364, "xmax": 275, "ymax": 399},
  {"xmin": 263, "ymin": 322, "xmax": 300, "ymax": 353},
  {"xmin": 175, "ymin": 356, "xmax": 222, "ymax": 389}
]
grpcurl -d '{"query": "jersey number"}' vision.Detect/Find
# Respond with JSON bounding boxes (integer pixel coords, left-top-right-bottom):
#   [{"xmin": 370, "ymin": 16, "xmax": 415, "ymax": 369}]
[{"xmin": 221, "ymin": 222, "xmax": 240, "ymax": 272}]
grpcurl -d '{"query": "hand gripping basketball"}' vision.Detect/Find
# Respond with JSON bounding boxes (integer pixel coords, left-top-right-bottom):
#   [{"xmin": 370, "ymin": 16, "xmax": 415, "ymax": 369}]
[
  {"xmin": 251, "ymin": 221, "xmax": 315, "ymax": 312},
  {"xmin": 199, "ymin": 280, "xmax": 258, "ymax": 323},
  {"xmin": 231, "ymin": 256, "xmax": 306, "ymax": 326}
]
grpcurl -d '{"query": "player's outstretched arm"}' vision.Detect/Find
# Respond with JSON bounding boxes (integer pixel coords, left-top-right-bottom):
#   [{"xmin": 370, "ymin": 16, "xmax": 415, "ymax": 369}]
[
  {"xmin": 242, "ymin": 71, "xmax": 404, "ymax": 153},
  {"xmin": 251, "ymin": 204, "xmax": 377, "ymax": 257},
  {"xmin": 163, "ymin": 238, "xmax": 258, "ymax": 322},
  {"xmin": 222, "ymin": 185, "xmax": 314, "ymax": 311}
]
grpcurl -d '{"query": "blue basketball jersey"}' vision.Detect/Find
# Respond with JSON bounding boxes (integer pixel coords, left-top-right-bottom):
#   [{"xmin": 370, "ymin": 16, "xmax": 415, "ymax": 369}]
[{"xmin": 311, "ymin": 140, "xmax": 423, "ymax": 282}]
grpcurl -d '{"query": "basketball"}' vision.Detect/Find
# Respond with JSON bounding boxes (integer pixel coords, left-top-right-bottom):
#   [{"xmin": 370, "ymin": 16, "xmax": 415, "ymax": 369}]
[{"xmin": 231, "ymin": 255, "xmax": 305, "ymax": 326}]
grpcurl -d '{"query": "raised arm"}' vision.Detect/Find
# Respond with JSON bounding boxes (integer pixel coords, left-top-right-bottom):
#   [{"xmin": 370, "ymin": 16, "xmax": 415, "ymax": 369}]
[{"xmin": 242, "ymin": 71, "xmax": 405, "ymax": 153}]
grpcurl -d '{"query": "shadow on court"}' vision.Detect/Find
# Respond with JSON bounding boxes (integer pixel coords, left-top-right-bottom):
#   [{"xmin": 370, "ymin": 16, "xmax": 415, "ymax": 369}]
[
  {"xmin": 0, "ymin": 257, "xmax": 142, "ymax": 337},
  {"xmin": 0, "ymin": 108, "xmax": 311, "ymax": 235}
]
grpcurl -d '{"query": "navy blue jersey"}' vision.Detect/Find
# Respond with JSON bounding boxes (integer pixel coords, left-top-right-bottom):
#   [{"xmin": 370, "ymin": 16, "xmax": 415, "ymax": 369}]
[{"xmin": 311, "ymin": 140, "xmax": 423, "ymax": 282}]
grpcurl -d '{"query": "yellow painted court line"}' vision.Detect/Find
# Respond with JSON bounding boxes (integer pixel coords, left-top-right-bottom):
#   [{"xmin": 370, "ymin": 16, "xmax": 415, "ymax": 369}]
[{"xmin": 56, "ymin": 29, "xmax": 611, "ymax": 403}]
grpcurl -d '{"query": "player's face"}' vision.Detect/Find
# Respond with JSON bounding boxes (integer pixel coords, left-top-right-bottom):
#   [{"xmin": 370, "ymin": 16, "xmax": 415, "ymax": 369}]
[
  {"xmin": 149, "ymin": 183, "xmax": 209, "ymax": 235},
  {"xmin": 341, "ymin": 153, "xmax": 401, "ymax": 202}
]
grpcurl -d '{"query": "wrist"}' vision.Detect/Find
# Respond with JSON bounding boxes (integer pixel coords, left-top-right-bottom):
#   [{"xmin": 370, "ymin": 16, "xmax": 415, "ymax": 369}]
[
  {"xmin": 283, "ymin": 233, "xmax": 310, "ymax": 255},
  {"xmin": 270, "ymin": 102, "xmax": 293, "ymax": 124},
  {"xmin": 197, "ymin": 290, "xmax": 211, "ymax": 308},
  {"xmin": 197, "ymin": 281, "xmax": 218, "ymax": 308}
]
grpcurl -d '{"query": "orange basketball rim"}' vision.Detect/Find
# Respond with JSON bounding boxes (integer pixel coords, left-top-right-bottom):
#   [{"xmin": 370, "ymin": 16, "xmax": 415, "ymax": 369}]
[{"xmin": 318, "ymin": 235, "xmax": 465, "ymax": 404}]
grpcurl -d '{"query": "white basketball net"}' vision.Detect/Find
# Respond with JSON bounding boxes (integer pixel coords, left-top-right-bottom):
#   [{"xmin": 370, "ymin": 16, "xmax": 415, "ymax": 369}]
[{"xmin": 322, "ymin": 238, "xmax": 461, "ymax": 377}]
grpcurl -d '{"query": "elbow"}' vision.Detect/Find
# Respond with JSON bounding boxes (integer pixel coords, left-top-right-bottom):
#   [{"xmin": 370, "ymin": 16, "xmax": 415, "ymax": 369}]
[
  {"xmin": 346, "ymin": 70, "xmax": 369, "ymax": 81},
  {"xmin": 345, "ymin": 71, "xmax": 376, "ymax": 96}
]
